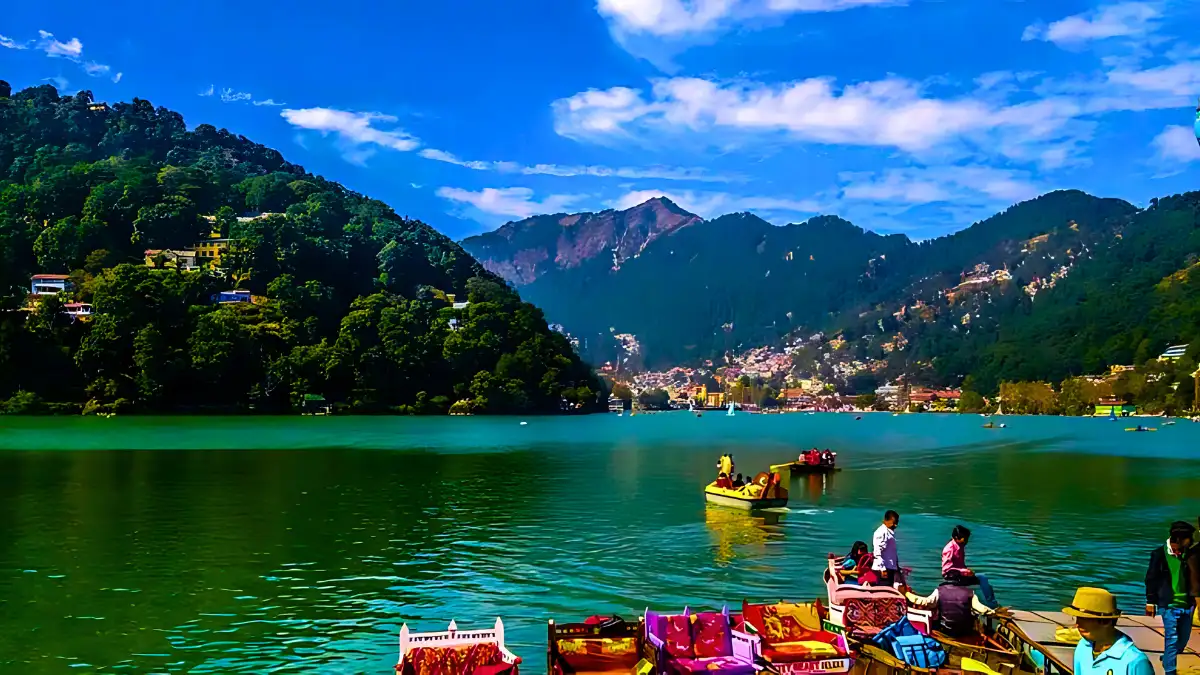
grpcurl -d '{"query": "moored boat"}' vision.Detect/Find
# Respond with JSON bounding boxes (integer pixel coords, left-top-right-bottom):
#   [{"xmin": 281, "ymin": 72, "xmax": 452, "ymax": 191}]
[
  {"xmin": 739, "ymin": 599, "xmax": 854, "ymax": 674},
  {"xmin": 644, "ymin": 606, "xmax": 759, "ymax": 675},
  {"xmin": 822, "ymin": 558, "xmax": 933, "ymax": 637},
  {"xmin": 396, "ymin": 618, "xmax": 521, "ymax": 675},
  {"xmin": 547, "ymin": 615, "xmax": 643, "ymax": 675},
  {"xmin": 929, "ymin": 622, "xmax": 1023, "ymax": 671}
]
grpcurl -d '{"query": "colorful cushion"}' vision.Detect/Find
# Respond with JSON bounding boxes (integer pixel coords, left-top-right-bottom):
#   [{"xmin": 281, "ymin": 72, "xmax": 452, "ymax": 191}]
[
  {"xmin": 843, "ymin": 597, "xmax": 906, "ymax": 634},
  {"xmin": 691, "ymin": 613, "xmax": 731, "ymax": 659},
  {"xmin": 555, "ymin": 637, "xmax": 639, "ymax": 673},
  {"xmin": 667, "ymin": 656, "xmax": 756, "ymax": 675},
  {"xmin": 768, "ymin": 640, "xmax": 840, "ymax": 658},
  {"xmin": 665, "ymin": 614, "xmax": 694, "ymax": 658},
  {"xmin": 405, "ymin": 643, "xmax": 504, "ymax": 675}
]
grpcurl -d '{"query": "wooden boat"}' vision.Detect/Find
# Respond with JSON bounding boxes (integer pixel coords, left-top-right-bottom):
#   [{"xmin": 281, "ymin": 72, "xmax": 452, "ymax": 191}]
[
  {"xmin": 822, "ymin": 558, "xmax": 933, "ymax": 637},
  {"xmin": 1125, "ymin": 426, "xmax": 1156, "ymax": 432},
  {"xmin": 396, "ymin": 618, "xmax": 520, "ymax": 675},
  {"xmin": 706, "ymin": 472, "xmax": 788, "ymax": 510},
  {"xmin": 930, "ymin": 624, "xmax": 1022, "ymax": 670},
  {"xmin": 547, "ymin": 615, "xmax": 643, "ymax": 675},
  {"xmin": 849, "ymin": 630, "xmax": 1029, "ymax": 675},
  {"xmin": 645, "ymin": 606, "xmax": 759, "ymax": 675},
  {"xmin": 739, "ymin": 600, "xmax": 854, "ymax": 674}
]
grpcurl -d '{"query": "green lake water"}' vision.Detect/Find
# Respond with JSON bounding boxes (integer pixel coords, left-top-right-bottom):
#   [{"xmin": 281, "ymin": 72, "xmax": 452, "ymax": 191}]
[{"xmin": 0, "ymin": 413, "xmax": 1197, "ymax": 673}]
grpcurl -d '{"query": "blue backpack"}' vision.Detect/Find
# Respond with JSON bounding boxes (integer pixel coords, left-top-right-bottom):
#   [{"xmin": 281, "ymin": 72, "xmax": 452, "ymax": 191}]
[{"xmin": 870, "ymin": 617, "xmax": 947, "ymax": 669}]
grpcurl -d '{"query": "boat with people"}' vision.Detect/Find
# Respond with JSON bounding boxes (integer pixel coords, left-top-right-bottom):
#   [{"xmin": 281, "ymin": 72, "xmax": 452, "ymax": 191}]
[
  {"xmin": 706, "ymin": 454, "xmax": 789, "ymax": 510},
  {"xmin": 1125, "ymin": 425, "xmax": 1157, "ymax": 432},
  {"xmin": 772, "ymin": 448, "xmax": 840, "ymax": 476}
]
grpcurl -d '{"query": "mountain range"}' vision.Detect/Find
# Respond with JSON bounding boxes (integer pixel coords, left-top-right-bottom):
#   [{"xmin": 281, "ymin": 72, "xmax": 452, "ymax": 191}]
[{"xmin": 461, "ymin": 192, "xmax": 1151, "ymax": 374}]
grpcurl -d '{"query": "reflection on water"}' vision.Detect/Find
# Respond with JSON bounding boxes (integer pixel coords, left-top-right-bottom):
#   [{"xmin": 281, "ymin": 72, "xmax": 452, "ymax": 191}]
[
  {"xmin": 704, "ymin": 507, "xmax": 785, "ymax": 566},
  {"xmin": 0, "ymin": 414, "xmax": 1198, "ymax": 673}
]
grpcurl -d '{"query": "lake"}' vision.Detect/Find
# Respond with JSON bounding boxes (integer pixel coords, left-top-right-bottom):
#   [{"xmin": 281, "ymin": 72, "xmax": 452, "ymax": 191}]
[{"xmin": 0, "ymin": 413, "xmax": 1196, "ymax": 673}]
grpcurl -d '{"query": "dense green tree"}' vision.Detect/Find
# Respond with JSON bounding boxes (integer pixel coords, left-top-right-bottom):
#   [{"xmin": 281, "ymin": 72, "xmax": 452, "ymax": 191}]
[{"xmin": 0, "ymin": 81, "xmax": 601, "ymax": 414}]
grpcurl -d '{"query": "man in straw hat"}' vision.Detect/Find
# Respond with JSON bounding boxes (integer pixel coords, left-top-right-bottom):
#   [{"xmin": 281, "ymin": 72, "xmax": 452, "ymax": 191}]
[{"xmin": 1065, "ymin": 587, "xmax": 1152, "ymax": 675}]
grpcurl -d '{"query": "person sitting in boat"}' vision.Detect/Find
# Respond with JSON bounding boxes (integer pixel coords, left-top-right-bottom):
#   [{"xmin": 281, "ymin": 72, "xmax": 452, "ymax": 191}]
[
  {"xmin": 942, "ymin": 525, "xmax": 999, "ymax": 608},
  {"xmin": 821, "ymin": 450, "xmax": 836, "ymax": 466},
  {"xmin": 806, "ymin": 450, "xmax": 821, "ymax": 466},
  {"xmin": 840, "ymin": 541, "xmax": 879, "ymax": 585},
  {"xmin": 905, "ymin": 576, "xmax": 995, "ymax": 637},
  {"xmin": 732, "ymin": 473, "xmax": 745, "ymax": 488}
]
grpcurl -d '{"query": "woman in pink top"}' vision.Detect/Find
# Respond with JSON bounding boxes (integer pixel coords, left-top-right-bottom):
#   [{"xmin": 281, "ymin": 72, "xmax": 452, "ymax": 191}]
[{"xmin": 942, "ymin": 525, "xmax": 999, "ymax": 608}]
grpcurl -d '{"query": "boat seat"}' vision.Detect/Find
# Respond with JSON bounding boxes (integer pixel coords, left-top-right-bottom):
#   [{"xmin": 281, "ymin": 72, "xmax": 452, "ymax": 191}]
[{"xmin": 666, "ymin": 656, "xmax": 757, "ymax": 675}]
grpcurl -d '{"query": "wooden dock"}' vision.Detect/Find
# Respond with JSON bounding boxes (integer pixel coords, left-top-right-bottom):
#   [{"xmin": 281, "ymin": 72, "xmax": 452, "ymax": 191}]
[{"xmin": 993, "ymin": 610, "xmax": 1200, "ymax": 675}]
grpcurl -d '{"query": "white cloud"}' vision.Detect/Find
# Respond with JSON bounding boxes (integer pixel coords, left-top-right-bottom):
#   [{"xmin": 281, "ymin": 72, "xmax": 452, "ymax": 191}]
[
  {"xmin": 838, "ymin": 166, "xmax": 1041, "ymax": 205},
  {"xmin": 112, "ymin": 72, "xmax": 123, "ymax": 84},
  {"xmin": 597, "ymin": 0, "xmax": 903, "ymax": 37},
  {"xmin": 253, "ymin": 98, "xmax": 284, "ymax": 106},
  {"xmin": 607, "ymin": 188, "xmax": 821, "ymax": 219},
  {"xmin": 553, "ymin": 76, "xmax": 1087, "ymax": 164},
  {"xmin": 199, "ymin": 84, "xmax": 214, "ymax": 97},
  {"xmin": 436, "ymin": 187, "xmax": 585, "ymax": 219},
  {"xmin": 37, "ymin": 30, "xmax": 83, "ymax": 58},
  {"xmin": 1151, "ymin": 124, "xmax": 1200, "ymax": 164},
  {"xmin": 281, "ymin": 107, "xmax": 421, "ymax": 164},
  {"xmin": 220, "ymin": 88, "xmax": 252, "ymax": 103},
  {"xmin": 83, "ymin": 61, "xmax": 110, "ymax": 76},
  {"xmin": 1106, "ymin": 60, "xmax": 1200, "ymax": 96},
  {"xmin": 418, "ymin": 148, "xmax": 736, "ymax": 182},
  {"xmin": 0, "ymin": 33, "xmax": 28, "ymax": 49},
  {"xmin": 1022, "ymin": 2, "xmax": 1160, "ymax": 46},
  {"xmin": 43, "ymin": 76, "xmax": 70, "ymax": 92}
]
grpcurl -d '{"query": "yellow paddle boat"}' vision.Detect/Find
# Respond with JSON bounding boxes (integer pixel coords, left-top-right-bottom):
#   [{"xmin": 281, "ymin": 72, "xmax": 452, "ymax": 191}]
[{"xmin": 700, "ymin": 466, "xmax": 787, "ymax": 506}]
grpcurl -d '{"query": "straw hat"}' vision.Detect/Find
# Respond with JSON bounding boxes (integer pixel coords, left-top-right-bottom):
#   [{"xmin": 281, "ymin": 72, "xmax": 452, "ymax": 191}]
[{"xmin": 1063, "ymin": 587, "xmax": 1122, "ymax": 620}]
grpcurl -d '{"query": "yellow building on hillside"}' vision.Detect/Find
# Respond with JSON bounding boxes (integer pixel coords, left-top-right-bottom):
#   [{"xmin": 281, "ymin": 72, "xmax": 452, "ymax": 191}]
[{"xmin": 188, "ymin": 235, "xmax": 234, "ymax": 266}]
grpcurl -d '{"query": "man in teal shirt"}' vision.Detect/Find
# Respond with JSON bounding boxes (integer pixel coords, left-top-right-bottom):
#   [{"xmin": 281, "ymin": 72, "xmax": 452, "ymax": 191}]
[
  {"xmin": 1145, "ymin": 521, "xmax": 1196, "ymax": 675},
  {"xmin": 1066, "ymin": 587, "xmax": 1153, "ymax": 675}
]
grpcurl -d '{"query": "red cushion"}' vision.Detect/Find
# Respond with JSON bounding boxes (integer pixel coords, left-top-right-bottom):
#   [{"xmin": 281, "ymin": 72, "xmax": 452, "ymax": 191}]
[
  {"xmin": 666, "ymin": 615, "xmax": 694, "ymax": 658},
  {"xmin": 404, "ymin": 643, "xmax": 504, "ymax": 675},
  {"xmin": 691, "ymin": 613, "xmax": 731, "ymax": 658}
]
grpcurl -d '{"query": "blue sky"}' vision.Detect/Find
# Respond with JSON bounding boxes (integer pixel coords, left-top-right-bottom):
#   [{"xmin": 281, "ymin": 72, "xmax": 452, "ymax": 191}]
[{"xmin": 3, "ymin": 0, "xmax": 1200, "ymax": 240}]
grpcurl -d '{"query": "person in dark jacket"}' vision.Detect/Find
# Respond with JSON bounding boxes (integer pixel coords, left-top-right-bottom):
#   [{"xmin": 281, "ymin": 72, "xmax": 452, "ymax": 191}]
[
  {"xmin": 906, "ymin": 576, "xmax": 994, "ymax": 637},
  {"xmin": 1146, "ymin": 521, "xmax": 1196, "ymax": 675}
]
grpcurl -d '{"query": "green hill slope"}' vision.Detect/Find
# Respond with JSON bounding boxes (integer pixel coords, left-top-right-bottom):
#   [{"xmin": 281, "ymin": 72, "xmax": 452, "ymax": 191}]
[{"xmin": 0, "ymin": 82, "xmax": 601, "ymax": 414}]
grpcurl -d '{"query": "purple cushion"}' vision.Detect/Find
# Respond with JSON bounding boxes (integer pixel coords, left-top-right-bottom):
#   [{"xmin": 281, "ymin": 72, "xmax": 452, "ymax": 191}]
[{"xmin": 666, "ymin": 656, "xmax": 756, "ymax": 675}]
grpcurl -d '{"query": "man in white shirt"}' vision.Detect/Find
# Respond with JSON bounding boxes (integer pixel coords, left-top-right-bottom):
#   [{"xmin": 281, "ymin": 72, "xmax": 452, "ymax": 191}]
[{"xmin": 872, "ymin": 510, "xmax": 901, "ymax": 586}]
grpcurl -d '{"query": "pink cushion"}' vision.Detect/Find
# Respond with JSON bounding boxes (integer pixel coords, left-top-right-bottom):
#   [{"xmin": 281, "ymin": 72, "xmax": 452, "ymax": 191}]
[
  {"xmin": 667, "ymin": 656, "xmax": 755, "ymax": 675},
  {"xmin": 665, "ymin": 614, "xmax": 694, "ymax": 658},
  {"xmin": 691, "ymin": 613, "xmax": 731, "ymax": 658}
]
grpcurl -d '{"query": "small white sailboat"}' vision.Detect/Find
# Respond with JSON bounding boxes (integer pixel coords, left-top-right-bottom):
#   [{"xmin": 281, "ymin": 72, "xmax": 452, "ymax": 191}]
[{"xmin": 727, "ymin": 402, "xmax": 736, "ymax": 416}]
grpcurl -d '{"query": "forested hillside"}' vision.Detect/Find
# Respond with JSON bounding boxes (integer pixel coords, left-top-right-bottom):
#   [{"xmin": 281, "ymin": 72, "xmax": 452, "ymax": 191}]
[
  {"xmin": 0, "ymin": 82, "xmax": 602, "ymax": 414},
  {"xmin": 901, "ymin": 191, "xmax": 1200, "ymax": 394},
  {"xmin": 477, "ymin": 190, "xmax": 1138, "ymax": 369}
]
